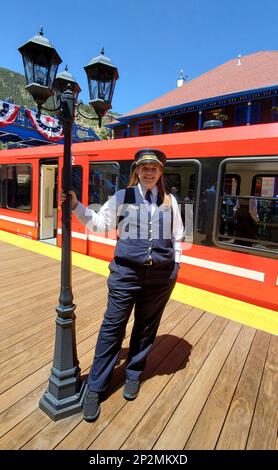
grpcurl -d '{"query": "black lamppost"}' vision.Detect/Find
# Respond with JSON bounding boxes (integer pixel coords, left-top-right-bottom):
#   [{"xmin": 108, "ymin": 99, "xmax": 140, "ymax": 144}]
[{"xmin": 18, "ymin": 28, "xmax": 119, "ymax": 421}]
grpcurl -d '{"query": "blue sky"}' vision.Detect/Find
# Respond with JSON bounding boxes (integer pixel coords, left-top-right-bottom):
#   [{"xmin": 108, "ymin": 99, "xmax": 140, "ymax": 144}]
[{"xmin": 2, "ymin": 0, "xmax": 278, "ymax": 114}]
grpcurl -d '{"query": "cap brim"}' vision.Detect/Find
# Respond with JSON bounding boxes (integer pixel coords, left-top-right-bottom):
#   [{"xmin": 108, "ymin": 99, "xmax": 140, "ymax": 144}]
[{"xmin": 136, "ymin": 156, "xmax": 163, "ymax": 166}]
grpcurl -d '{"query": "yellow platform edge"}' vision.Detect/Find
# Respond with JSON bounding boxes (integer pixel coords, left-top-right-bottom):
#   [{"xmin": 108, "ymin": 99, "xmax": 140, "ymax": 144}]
[{"xmin": 0, "ymin": 230, "xmax": 277, "ymax": 335}]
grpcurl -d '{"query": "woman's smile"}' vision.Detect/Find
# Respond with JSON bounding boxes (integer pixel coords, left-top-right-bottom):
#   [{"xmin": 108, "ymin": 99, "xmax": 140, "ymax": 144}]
[{"xmin": 137, "ymin": 163, "xmax": 162, "ymax": 189}]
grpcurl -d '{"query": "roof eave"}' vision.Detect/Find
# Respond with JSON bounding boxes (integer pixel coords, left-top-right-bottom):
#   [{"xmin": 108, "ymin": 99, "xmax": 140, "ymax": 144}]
[{"xmin": 112, "ymin": 84, "xmax": 278, "ymax": 127}]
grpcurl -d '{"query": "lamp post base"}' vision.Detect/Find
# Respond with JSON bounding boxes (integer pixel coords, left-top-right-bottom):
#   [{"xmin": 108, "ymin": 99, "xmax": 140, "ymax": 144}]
[{"xmin": 39, "ymin": 381, "xmax": 87, "ymax": 421}]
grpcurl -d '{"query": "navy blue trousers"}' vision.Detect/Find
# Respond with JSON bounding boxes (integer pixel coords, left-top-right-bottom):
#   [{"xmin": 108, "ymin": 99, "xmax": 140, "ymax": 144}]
[{"xmin": 87, "ymin": 259, "xmax": 179, "ymax": 393}]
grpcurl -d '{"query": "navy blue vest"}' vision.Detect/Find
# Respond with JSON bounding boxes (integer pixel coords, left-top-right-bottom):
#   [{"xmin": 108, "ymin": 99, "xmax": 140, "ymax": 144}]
[{"xmin": 115, "ymin": 186, "xmax": 174, "ymax": 266}]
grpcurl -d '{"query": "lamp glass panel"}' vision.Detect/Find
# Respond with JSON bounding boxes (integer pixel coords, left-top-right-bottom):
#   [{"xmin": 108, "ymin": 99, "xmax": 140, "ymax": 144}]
[
  {"xmin": 90, "ymin": 79, "xmax": 98, "ymax": 101},
  {"xmin": 109, "ymin": 79, "xmax": 116, "ymax": 103},
  {"xmin": 33, "ymin": 51, "xmax": 49, "ymax": 86},
  {"xmin": 98, "ymin": 80, "xmax": 112, "ymax": 101},
  {"xmin": 34, "ymin": 63, "xmax": 48, "ymax": 86},
  {"xmin": 23, "ymin": 54, "xmax": 34, "ymax": 84},
  {"xmin": 87, "ymin": 63, "xmax": 116, "ymax": 103},
  {"xmin": 49, "ymin": 62, "xmax": 59, "ymax": 88}
]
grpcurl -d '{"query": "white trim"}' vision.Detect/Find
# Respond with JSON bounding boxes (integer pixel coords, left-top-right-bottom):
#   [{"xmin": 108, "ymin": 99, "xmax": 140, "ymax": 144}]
[
  {"xmin": 88, "ymin": 234, "xmax": 117, "ymax": 246},
  {"xmin": 57, "ymin": 229, "xmax": 117, "ymax": 245},
  {"xmin": 276, "ymin": 276, "xmax": 278, "ymax": 286},
  {"xmin": 56, "ymin": 231, "xmax": 266, "ymax": 282},
  {"xmin": 57, "ymin": 228, "xmax": 87, "ymax": 240},
  {"xmin": 0, "ymin": 214, "xmax": 35, "ymax": 227},
  {"xmin": 181, "ymin": 255, "xmax": 265, "ymax": 282}
]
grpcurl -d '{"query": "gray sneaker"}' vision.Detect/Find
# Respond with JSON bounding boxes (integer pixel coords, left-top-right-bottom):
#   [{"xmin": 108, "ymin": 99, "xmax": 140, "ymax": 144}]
[
  {"xmin": 82, "ymin": 390, "xmax": 100, "ymax": 421},
  {"xmin": 123, "ymin": 380, "xmax": 140, "ymax": 400}
]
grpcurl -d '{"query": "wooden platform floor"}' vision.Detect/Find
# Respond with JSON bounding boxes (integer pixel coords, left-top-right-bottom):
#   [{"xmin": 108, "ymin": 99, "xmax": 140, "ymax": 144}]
[{"xmin": 0, "ymin": 240, "xmax": 277, "ymax": 450}]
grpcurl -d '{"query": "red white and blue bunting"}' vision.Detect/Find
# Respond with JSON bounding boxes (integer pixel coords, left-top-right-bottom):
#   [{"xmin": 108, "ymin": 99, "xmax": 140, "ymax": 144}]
[
  {"xmin": 26, "ymin": 109, "xmax": 64, "ymax": 142},
  {"xmin": 0, "ymin": 100, "xmax": 20, "ymax": 127}
]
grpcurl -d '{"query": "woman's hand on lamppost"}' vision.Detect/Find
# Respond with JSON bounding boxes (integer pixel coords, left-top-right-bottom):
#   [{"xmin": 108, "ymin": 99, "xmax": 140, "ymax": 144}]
[{"xmin": 60, "ymin": 190, "xmax": 79, "ymax": 210}]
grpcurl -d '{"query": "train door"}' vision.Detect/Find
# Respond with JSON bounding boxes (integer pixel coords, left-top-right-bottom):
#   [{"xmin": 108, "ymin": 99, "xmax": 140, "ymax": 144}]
[{"xmin": 39, "ymin": 164, "xmax": 58, "ymax": 241}]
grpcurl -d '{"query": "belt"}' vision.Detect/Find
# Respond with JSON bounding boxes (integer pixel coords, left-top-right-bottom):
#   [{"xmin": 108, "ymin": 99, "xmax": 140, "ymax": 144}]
[{"xmin": 144, "ymin": 258, "xmax": 153, "ymax": 266}]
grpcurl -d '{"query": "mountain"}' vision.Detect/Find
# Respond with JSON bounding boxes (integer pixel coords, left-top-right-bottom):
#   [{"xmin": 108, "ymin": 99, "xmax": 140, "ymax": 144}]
[
  {"xmin": 0, "ymin": 67, "xmax": 35, "ymax": 108},
  {"xmin": 0, "ymin": 67, "xmax": 121, "ymax": 139}
]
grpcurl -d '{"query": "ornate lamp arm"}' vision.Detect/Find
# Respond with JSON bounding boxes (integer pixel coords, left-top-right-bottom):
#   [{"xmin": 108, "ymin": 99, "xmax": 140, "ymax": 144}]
[{"xmin": 77, "ymin": 101, "xmax": 102, "ymax": 127}]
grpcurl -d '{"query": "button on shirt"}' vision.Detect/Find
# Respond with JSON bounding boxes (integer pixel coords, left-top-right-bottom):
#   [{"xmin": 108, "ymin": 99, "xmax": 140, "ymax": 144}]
[{"xmin": 73, "ymin": 183, "xmax": 184, "ymax": 262}]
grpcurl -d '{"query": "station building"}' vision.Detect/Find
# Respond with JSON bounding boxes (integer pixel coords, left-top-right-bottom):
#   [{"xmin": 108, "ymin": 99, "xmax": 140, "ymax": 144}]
[{"xmin": 108, "ymin": 51, "xmax": 278, "ymax": 139}]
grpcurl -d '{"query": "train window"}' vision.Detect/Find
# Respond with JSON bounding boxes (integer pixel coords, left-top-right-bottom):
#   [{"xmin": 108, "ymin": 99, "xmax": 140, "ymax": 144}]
[
  {"xmin": 253, "ymin": 175, "xmax": 278, "ymax": 197},
  {"xmin": 118, "ymin": 160, "xmax": 133, "ymax": 189},
  {"xmin": 217, "ymin": 159, "xmax": 278, "ymax": 253},
  {"xmin": 6, "ymin": 165, "xmax": 32, "ymax": 212},
  {"xmin": 164, "ymin": 173, "xmax": 181, "ymax": 199},
  {"xmin": 0, "ymin": 166, "xmax": 2, "ymax": 207},
  {"xmin": 72, "ymin": 165, "xmax": 83, "ymax": 203},
  {"xmin": 164, "ymin": 162, "xmax": 198, "ymax": 202},
  {"xmin": 163, "ymin": 161, "xmax": 199, "ymax": 226},
  {"xmin": 89, "ymin": 162, "xmax": 119, "ymax": 205}
]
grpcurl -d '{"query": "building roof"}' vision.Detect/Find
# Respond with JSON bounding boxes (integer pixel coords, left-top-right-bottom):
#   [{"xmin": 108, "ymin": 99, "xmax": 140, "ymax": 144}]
[{"xmin": 123, "ymin": 51, "xmax": 278, "ymax": 118}]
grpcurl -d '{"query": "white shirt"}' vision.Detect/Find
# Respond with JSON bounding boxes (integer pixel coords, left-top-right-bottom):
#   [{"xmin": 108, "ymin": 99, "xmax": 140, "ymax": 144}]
[{"xmin": 73, "ymin": 183, "xmax": 184, "ymax": 262}]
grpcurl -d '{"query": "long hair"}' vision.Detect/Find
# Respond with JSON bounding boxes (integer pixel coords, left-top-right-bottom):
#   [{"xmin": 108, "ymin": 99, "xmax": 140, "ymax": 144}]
[{"xmin": 128, "ymin": 166, "xmax": 171, "ymax": 206}]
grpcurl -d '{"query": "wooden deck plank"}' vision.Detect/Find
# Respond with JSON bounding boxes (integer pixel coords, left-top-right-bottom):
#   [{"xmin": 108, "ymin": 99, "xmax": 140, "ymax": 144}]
[
  {"xmin": 216, "ymin": 330, "xmax": 271, "ymax": 449},
  {"xmin": 0, "ymin": 276, "xmax": 95, "ymax": 338},
  {"xmin": 0, "ymin": 271, "xmax": 103, "ymax": 328},
  {"xmin": 0, "ymin": 409, "xmax": 50, "ymax": 450},
  {"xmin": 120, "ymin": 314, "xmax": 224, "ymax": 450},
  {"xmin": 2, "ymin": 283, "xmax": 106, "ymax": 349},
  {"xmin": 0, "ymin": 383, "xmax": 48, "ymax": 440},
  {"xmin": 0, "ymin": 282, "xmax": 107, "ymax": 363},
  {"xmin": 153, "ymin": 320, "xmax": 243, "ymax": 449},
  {"xmin": 0, "ymin": 298, "xmax": 107, "ymax": 395},
  {"xmin": 246, "ymin": 335, "xmax": 278, "ymax": 450},
  {"xmin": 185, "ymin": 324, "xmax": 256, "ymax": 449}
]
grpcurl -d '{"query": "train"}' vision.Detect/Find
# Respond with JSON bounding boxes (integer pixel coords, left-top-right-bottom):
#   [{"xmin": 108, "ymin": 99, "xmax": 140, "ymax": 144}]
[{"xmin": 0, "ymin": 122, "xmax": 277, "ymax": 311}]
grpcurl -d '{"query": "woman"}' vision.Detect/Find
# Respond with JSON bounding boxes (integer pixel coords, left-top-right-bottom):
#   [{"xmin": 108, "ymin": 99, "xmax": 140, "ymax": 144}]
[{"xmin": 63, "ymin": 148, "xmax": 184, "ymax": 422}]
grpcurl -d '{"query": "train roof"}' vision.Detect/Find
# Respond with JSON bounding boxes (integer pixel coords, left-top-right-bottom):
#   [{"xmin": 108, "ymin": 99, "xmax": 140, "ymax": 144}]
[{"xmin": 1, "ymin": 122, "xmax": 278, "ymax": 162}]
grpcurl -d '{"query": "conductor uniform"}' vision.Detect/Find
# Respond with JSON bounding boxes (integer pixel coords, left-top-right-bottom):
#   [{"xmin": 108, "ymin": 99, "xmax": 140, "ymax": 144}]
[{"xmin": 73, "ymin": 149, "xmax": 184, "ymax": 421}]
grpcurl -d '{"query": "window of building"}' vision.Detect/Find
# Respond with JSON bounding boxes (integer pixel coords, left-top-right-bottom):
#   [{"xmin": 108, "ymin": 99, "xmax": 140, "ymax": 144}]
[
  {"xmin": 234, "ymin": 104, "xmax": 247, "ymax": 126},
  {"xmin": 250, "ymin": 102, "xmax": 261, "ymax": 124},
  {"xmin": 271, "ymin": 97, "xmax": 278, "ymax": 122},
  {"xmin": 6, "ymin": 165, "xmax": 32, "ymax": 212},
  {"xmin": 89, "ymin": 162, "xmax": 119, "ymax": 205},
  {"xmin": 72, "ymin": 165, "xmax": 83, "ymax": 203},
  {"xmin": 204, "ymin": 107, "xmax": 229, "ymax": 126},
  {"xmin": 171, "ymin": 119, "xmax": 186, "ymax": 133},
  {"xmin": 217, "ymin": 159, "xmax": 278, "ymax": 253},
  {"xmin": 137, "ymin": 121, "xmax": 155, "ymax": 136}
]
